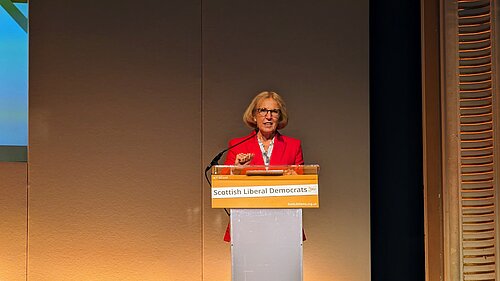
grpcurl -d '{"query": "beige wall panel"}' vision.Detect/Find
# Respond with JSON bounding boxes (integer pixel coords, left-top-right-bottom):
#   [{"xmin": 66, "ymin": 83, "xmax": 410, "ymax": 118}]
[
  {"xmin": 0, "ymin": 162, "xmax": 27, "ymax": 281},
  {"xmin": 202, "ymin": 2, "xmax": 370, "ymax": 280},
  {"xmin": 29, "ymin": 1, "xmax": 201, "ymax": 280}
]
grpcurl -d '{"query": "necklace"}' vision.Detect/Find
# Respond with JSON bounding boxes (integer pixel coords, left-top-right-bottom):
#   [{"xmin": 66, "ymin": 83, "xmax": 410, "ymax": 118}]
[{"xmin": 257, "ymin": 136, "xmax": 275, "ymax": 166}]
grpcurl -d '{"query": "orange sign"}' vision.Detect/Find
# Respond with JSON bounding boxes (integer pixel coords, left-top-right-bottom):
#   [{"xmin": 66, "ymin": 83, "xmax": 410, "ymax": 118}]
[{"xmin": 211, "ymin": 174, "xmax": 319, "ymax": 208}]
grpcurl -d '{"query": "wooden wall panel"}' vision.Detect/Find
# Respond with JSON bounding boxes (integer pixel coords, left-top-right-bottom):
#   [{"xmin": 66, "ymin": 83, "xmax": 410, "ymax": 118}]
[
  {"xmin": 25, "ymin": 1, "xmax": 370, "ymax": 280},
  {"xmin": 421, "ymin": 0, "xmax": 444, "ymax": 279},
  {"xmin": 28, "ymin": 1, "xmax": 202, "ymax": 280},
  {"xmin": 0, "ymin": 163, "xmax": 26, "ymax": 281},
  {"xmin": 424, "ymin": 0, "xmax": 500, "ymax": 280},
  {"xmin": 202, "ymin": 1, "xmax": 370, "ymax": 280}
]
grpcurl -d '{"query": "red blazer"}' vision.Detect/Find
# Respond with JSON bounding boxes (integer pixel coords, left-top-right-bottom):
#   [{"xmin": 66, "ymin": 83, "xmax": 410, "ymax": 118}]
[
  {"xmin": 223, "ymin": 131, "xmax": 305, "ymax": 242},
  {"xmin": 224, "ymin": 131, "xmax": 304, "ymax": 166}
]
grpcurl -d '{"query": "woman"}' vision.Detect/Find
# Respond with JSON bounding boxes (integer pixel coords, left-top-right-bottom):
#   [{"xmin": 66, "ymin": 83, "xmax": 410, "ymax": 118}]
[
  {"xmin": 223, "ymin": 91, "xmax": 305, "ymax": 242},
  {"xmin": 224, "ymin": 91, "xmax": 304, "ymax": 167}
]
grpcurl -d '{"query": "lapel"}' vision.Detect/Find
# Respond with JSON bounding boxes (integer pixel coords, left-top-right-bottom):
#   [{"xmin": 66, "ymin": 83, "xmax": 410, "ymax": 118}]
[{"xmin": 269, "ymin": 131, "xmax": 286, "ymax": 165}]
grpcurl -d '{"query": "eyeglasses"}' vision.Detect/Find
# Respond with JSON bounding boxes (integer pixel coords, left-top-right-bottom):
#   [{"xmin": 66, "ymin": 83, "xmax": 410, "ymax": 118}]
[{"xmin": 256, "ymin": 108, "xmax": 281, "ymax": 117}]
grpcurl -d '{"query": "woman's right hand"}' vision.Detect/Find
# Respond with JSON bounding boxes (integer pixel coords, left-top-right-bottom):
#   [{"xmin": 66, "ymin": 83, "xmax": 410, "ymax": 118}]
[{"xmin": 235, "ymin": 153, "xmax": 254, "ymax": 166}]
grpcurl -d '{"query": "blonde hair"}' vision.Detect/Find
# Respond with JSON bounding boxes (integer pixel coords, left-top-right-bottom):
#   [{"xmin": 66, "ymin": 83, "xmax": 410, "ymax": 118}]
[{"xmin": 243, "ymin": 91, "xmax": 289, "ymax": 130}]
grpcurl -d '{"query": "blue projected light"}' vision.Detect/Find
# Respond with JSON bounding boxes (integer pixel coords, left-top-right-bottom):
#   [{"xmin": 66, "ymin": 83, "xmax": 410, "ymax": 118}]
[{"xmin": 0, "ymin": 3, "xmax": 28, "ymax": 146}]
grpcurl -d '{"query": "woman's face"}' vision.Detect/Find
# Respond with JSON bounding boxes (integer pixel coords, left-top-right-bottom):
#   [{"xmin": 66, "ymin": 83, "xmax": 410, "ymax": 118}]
[{"xmin": 254, "ymin": 98, "xmax": 280, "ymax": 136}]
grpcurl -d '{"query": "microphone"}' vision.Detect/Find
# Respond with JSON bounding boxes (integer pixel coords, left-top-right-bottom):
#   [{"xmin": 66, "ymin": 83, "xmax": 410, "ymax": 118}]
[
  {"xmin": 205, "ymin": 128, "xmax": 259, "ymax": 174},
  {"xmin": 204, "ymin": 128, "xmax": 258, "ymax": 216}
]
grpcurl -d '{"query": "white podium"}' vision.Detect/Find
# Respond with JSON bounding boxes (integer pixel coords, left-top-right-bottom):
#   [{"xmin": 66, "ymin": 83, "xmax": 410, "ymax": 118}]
[{"xmin": 211, "ymin": 165, "xmax": 319, "ymax": 281}]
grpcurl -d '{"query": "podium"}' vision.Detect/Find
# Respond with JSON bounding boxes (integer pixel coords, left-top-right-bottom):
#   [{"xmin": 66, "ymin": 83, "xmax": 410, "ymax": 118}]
[{"xmin": 211, "ymin": 165, "xmax": 319, "ymax": 281}]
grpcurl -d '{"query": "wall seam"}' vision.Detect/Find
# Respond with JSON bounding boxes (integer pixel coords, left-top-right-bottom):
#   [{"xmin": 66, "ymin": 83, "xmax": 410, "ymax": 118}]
[{"xmin": 200, "ymin": 0, "xmax": 204, "ymax": 280}]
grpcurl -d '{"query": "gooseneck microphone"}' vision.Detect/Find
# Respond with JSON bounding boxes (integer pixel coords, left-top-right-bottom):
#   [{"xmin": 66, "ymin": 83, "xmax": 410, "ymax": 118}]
[
  {"xmin": 204, "ymin": 128, "xmax": 259, "ymax": 216},
  {"xmin": 204, "ymin": 128, "xmax": 259, "ymax": 185}
]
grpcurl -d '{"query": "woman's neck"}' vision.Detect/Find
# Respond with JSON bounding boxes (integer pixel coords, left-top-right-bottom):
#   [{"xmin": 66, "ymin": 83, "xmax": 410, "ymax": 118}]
[{"xmin": 257, "ymin": 131, "xmax": 276, "ymax": 142}]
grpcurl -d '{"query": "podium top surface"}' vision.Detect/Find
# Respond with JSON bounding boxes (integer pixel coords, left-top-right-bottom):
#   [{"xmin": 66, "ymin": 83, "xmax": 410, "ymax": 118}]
[{"xmin": 211, "ymin": 165, "xmax": 319, "ymax": 176}]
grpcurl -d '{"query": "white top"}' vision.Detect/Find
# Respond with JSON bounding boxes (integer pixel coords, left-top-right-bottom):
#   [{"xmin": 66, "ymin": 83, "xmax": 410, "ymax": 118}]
[{"xmin": 257, "ymin": 136, "xmax": 275, "ymax": 166}]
